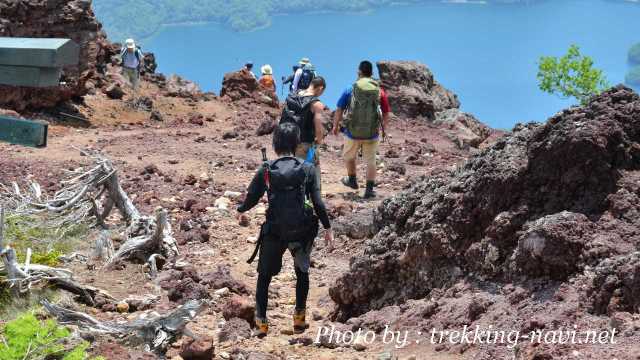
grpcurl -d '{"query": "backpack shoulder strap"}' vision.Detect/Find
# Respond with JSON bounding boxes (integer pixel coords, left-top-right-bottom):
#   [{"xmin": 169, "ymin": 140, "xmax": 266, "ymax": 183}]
[{"xmin": 271, "ymin": 156, "xmax": 301, "ymax": 167}]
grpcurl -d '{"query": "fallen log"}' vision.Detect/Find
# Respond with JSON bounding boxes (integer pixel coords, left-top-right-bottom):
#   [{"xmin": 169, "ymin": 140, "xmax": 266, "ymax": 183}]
[{"xmin": 43, "ymin": 299, "xmax": 203, "ymax": 354}]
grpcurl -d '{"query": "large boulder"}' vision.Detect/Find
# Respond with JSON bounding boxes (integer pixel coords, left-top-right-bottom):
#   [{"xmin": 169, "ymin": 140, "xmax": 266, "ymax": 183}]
[
  {"xmin": 434, "ymin": 108, "xmax": 492, "ymax": 149},
  {"xmin": 377, "ymin": 60, "xmax": 460, "ymax": 120},
  {"xmin": 220, "ymin": 69, "xmax": 278, "ymax": 107},
  {"xmin": 331, "ymin": 85, "xmax": 640, "ymax": 323},
  {"xmin": 166, "ymin": 74, "xmax": 203, "ymax": 99},
  {"xmin": 0, "ymin": 0, "xmax": 117, "ymax": 111}
]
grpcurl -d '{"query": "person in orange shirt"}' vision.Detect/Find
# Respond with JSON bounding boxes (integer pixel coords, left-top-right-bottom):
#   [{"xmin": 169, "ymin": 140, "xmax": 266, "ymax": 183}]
[{"xmin": 259, "ymin": 64, "xmax": 277, "ymax": 93}]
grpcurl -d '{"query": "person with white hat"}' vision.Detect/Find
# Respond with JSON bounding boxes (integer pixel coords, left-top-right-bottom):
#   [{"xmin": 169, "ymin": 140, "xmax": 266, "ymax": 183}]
[
  {"xmin": 120, "ymin": 38, "xmax": 144, "ymax": 96},
  {"xmin": 259, "ymin": 64, "xmax": 276, "ymax": 92},
  {"xmin": 292, "ymin": 57, "xmax": 316, "ymax": 93}
]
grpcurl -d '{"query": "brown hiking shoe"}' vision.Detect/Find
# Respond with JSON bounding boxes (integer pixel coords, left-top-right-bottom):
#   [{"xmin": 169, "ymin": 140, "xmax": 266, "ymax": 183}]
[
  {"xmin": 254, "ymin": 318, "xmax": 268, "ymax": 338},
  {"xmin": 293, "ymin": 309, "xmax": 309, "ymax": 334}
]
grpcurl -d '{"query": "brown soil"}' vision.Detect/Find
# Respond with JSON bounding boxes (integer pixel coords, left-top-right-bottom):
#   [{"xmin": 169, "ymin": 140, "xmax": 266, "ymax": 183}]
[{"xmin": 0, "ymin": 80, "xmax": 493, "ymax": 360}]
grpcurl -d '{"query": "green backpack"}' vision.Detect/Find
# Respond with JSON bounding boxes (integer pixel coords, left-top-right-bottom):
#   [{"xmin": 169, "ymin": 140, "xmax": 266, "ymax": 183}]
[{"xmin": 344, "ymin": 78, "xmax": 382, "ymax": 139}]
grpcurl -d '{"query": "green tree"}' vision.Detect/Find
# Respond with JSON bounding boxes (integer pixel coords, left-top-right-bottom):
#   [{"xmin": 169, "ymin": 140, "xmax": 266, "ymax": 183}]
[
  {"xmin": 628, "ymin": 43, "xmax": 640, "ymax": 65},
  {"xmin": 537, "ymin": 44, "xmax": 609, "ymax": 104}
]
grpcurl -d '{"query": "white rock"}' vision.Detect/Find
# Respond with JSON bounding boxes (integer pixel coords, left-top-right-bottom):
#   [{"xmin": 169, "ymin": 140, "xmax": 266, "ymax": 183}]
[
  {"xmin": 255, "ymin": 205, "xmax": 266, "ymax": 216},
  {"xmin": 219, "ymin": 352, "xmax": 230, "ymax": 360},
  {"xmin": 214, "ymin": 287, "xmax": 230, "ymax": 296},
  {"xmin": 214, "ymin": 197, "xmax": 230, "ymax": 210},
  {"xmin": 247, "ymin": 236, "xmax": 257, "ymax": 244},
  {"xmin": 223, "ymin": 191, "xmax": 242, "ymax": 199}
]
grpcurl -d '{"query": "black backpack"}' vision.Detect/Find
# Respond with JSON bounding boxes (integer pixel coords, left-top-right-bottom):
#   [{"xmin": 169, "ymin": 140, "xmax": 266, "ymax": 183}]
[
  {"xmin": 265, "ymin": 157, "xmax": 318, "ymax": 242},
  {"xmin": 280, "ymin": 94, "xmax": 318, "ymax": 143},
  {"xmin": 298, "ymin": 67, "xmax": 315, "ymax": 90}
]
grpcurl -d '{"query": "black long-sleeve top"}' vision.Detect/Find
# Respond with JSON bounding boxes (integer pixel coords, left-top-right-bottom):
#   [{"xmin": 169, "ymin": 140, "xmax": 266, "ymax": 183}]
[{"xmin": 237, "ymin": 159, "xmax": 331, "ymax": 229}]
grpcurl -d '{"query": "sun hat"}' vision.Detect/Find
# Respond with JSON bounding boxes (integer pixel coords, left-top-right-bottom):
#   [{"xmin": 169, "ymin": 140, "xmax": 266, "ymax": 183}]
[
  {"xmin": 261, "ymin": 64, "xmax": 273, "ymax": 75},
  {"xmin": 125, "ymin": 38, "xmax": 135, "ymax": 49},
  {"xmin": 299, "ymin": 57, "xmax": 310, "ymax": 65}
]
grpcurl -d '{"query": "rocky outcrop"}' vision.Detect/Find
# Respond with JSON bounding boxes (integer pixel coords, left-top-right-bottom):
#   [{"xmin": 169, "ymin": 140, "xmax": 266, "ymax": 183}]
[
  {"xmin": 377, "ymin": 61, "xmax": 460, "ymax": 120},
  {"xmin": 220, "ymin": 69, "xmax": 278, "ymax": 107},
  {"xmin": 0, "ymin": 0, "xmax": 160, "ymax": 111},
  {"xmin": 330, "ymin": 86, "xmax": 640, "ymax": 323},
  {"xmin": 165, "ymin": 74, "xmax": 203, "ymax": 99},
  {"xmin": 0, "ymin": 0, "xmax": 114, "ymax": 110},
  {"xmin": 434, "ymin": 108, "xmax": 492, "ymax": 149}
]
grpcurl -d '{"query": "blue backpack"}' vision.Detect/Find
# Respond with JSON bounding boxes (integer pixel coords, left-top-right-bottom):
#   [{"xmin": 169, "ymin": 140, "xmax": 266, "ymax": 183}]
[{"xmin": 298, "ymin": 66, "xmax": 316, "ymax": 90}]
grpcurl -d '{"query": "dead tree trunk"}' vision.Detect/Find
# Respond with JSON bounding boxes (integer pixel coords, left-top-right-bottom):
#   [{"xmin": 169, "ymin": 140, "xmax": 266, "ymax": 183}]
[
  {"xmin": 1, "ymin": 151, "xmax": 179, "ymax": 270},
  {"xmin": 43, "ymin": 299, "xmax": 203, "ymax": 354}
]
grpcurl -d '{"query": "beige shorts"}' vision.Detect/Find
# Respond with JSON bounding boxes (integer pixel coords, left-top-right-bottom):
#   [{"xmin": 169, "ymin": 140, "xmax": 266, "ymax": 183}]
[
  {"xmin": 343, "ymin": 137, "xmax": 379, "ymax": 168},
  {"xmin": 122, "ymin": 67, "xmax": 139, "ymax": 89}
]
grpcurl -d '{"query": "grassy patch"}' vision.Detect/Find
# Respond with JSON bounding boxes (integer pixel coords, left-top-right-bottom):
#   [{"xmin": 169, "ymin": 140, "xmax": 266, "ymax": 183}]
[{"xmin": 3, "ymin": 214, "xmax": 89, "ymax": 267}]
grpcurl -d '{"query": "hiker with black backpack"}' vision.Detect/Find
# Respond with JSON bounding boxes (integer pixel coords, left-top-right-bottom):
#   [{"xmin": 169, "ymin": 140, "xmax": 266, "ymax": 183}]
[
  {"xmin": 280, "ymin": 76, "xmax": 327, "ymax": 187},
  {"xmin": 292, "ymin": 57, "xmax": 316, "ymax": 93},
  {"xmin": 332, "ymin": 61, "xmax": 391, "ymax": 199},
  {"xmin": 237, "ymin": 122, "xmax": 334, "ymax": 338},
  {"xmin": 120, "ymin": 38, "xmax": 144, "ymax": 97}
]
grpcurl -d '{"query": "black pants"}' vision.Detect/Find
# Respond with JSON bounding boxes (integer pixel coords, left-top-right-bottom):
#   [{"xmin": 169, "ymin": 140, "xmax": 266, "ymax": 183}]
[
  {"xmin": 255, "ymin": 235, "xmax": 313, "ymax": 320},
  {"xmin": 256, "ymin": 266, "xmax": 309, "ymax": 320}
]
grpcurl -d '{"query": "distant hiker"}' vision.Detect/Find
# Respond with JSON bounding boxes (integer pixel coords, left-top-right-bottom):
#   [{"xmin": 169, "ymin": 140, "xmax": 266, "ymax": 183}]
[
  {"xmin": 282, "ymin": 65, "xmax": 300, "ymax": 93},
  {"xmin": 259, "ymin": 64, "xmax": 277, "ymax": 92},
  {"xmin": 238, "ymin": 122, "xmax": 334, "ymax": 338},
  {"xmin": 120, "ymin": 38, "xmax": 144, "ymax": 95},
  {"xmin": 292, "ymin": 58, "xmax": 316, "ymax": 93},
  {"xmin": 243, "ymin": 61, "xmax": 257, "ymax": 80},
  {"xmin": 332, "ymin": 60, "xmax": 391, "ymax": 199},
  {"xmin": 280, "ymin": 76, "xmax": 327, "ymax": 187}
]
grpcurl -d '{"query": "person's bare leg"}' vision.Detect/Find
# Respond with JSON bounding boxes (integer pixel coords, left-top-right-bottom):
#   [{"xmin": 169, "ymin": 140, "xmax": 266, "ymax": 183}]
[{"xmin": 346, "ymin": 158, "xmax": 357, "ymax": 177}]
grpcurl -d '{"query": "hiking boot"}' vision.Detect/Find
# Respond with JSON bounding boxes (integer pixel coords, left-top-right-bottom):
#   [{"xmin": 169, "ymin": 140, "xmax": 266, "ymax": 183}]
[
  {"xmin": 363, "ymin": 181, "xmax": 376, "ymax": 199},
  {"xmin": 341, "ymin": 176, "xmax": 358, "ymax": 190},
  {"xmin": 254, "ymin": 318, "xmax": 269, "ymax": 338},
  {"xmin": 293, "ymin": 309, "xmax": 309, "ymax": 334}
]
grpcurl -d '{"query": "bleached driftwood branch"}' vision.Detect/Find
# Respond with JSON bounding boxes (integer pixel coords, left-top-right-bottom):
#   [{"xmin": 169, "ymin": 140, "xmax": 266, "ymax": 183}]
[
  {"xmin": 0, "ymin": 150, "xmax": 178, "ymax": 269},
  {"xmin": 43, "ymin": 299, "xmax": 203, "ymax": 354}
]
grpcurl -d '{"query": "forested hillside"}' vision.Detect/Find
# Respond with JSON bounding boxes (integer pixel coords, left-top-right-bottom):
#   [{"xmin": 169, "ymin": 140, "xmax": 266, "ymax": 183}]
[{"xmin": 93, "ymin": 0, "xmax": 414, "ymax": 41}]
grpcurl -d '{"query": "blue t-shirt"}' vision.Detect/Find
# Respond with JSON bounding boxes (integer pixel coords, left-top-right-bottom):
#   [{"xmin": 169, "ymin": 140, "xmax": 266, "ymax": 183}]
[{"xmin": 336, "ymin": 87, "xmax": 378, "ymax": 140}]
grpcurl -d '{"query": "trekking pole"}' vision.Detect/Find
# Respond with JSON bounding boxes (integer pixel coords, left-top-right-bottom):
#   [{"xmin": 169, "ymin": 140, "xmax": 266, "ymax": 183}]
[{"xmin": 261, "ymin": 148, "xmax": 270, "ymax": 189}]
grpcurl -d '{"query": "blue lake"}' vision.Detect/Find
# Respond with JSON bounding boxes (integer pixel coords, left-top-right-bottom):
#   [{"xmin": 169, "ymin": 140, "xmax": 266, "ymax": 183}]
[{"xmin": 146, "ymin": 0, "xmax": 640, "ymax": 129}]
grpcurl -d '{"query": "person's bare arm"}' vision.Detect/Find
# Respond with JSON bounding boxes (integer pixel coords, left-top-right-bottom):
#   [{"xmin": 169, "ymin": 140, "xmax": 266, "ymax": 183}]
[
  {"xmin": 332, "ymin": 108, "xmax": 343, "ymax": 135},
  {"xmin": 312, "ymin": 101, "xmax": 325, "ymax": 144}
]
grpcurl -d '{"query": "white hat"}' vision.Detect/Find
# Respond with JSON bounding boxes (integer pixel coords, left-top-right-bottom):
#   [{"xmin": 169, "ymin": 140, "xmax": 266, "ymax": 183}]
[
  {"xmin": 125, "ymin": 38, "xmax": 135, "ymax": 49},
  {"xmin": 261, "ymin": 64, "xmax": 273, "ymax": 75},
  {"xmin": 299, "ymin": 57, "xmax": 310, "ymax": 65}
]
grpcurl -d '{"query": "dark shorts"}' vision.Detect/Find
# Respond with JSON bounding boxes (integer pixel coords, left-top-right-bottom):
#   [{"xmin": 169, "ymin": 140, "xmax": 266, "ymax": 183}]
[{"xmin": 257, "ymin": 234, "xmax": 314, "ymax": 276}]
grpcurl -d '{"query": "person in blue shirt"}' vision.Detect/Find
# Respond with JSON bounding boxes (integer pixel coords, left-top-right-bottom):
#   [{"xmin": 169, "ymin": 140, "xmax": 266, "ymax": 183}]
[{"xmin": 332, "ymin": 61, "xmax": 391, "ymax": 198}]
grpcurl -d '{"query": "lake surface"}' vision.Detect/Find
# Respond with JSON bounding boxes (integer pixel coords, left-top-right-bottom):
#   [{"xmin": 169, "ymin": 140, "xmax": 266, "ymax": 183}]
[{"xmin": 146, "ymin": 0, "xmax": 640, "ymax": 129}]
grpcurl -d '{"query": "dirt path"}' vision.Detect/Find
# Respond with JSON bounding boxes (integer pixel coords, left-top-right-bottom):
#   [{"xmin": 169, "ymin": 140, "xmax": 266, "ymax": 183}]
[{"xmin": 1, "ymin": 89, "xmax": 475, "ymax": 360}]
